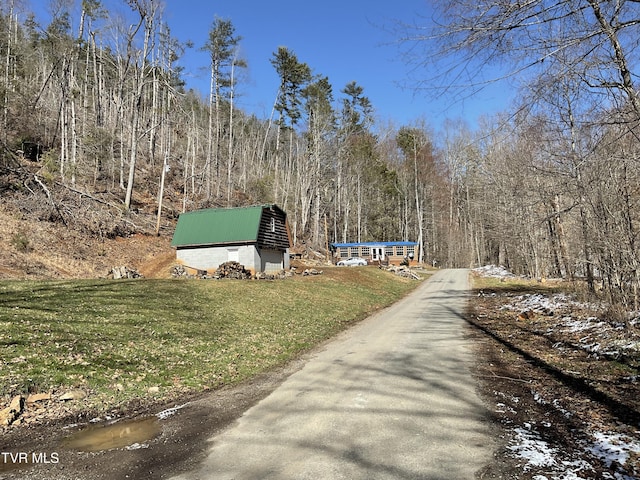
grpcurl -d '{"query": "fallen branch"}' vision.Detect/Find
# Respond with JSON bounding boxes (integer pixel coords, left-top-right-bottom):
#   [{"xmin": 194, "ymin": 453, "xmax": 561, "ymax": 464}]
[
  {"xmin": 33, "ymin": 175, "xmax": 67, "ymax": 227},
  {"xmin": 55, "ymin": 181, "xmax": 121, "ymax": 209},
  {"xmin": 478, "ymin": 370, "xmax": 532, "ymax": 384}
]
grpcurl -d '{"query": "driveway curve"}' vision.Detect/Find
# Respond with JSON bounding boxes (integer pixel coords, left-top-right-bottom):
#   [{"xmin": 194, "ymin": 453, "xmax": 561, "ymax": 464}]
[{"xmin": 171, "ymin": 268, "xmax": 494, "ymax": 480}]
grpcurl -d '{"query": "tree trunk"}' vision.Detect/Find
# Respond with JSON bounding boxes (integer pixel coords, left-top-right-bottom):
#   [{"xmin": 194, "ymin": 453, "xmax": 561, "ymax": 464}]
[{"xmin": 124, "ymin": 6, "xmax": 153, "ymax": 210}]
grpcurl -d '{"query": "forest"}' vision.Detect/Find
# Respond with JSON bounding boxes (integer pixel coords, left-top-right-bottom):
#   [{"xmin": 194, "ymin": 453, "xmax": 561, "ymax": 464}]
[{"xmin": 1, "ymin": 0, "xmax": 640, "ymax": 308}]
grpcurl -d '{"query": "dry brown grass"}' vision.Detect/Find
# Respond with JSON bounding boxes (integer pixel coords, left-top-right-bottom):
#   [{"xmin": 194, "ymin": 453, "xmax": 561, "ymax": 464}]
[{"xmin": 0, "ymin": 205, "xmax": 173, "ymax": 279}]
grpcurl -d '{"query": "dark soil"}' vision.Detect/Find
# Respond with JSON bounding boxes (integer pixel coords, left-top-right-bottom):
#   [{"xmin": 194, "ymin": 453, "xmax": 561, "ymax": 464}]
[{"xmin": 467, "ymin": 281, "xmax": 640, "ymax": 479}]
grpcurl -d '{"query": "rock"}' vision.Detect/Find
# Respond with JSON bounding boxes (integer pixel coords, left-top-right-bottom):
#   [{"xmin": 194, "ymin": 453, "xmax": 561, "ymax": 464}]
[
  {"xmin": 302, "ymin": 268, "xmax": 322, "ymax": 276},
  {"xmin": 112, "ymin": 266, "xmax": 143, "ymax": 279},
  {"xmin": 381, "ymin": 264, "xmax": 420, "ymax": 280},
  {"xmin": 26, "ymin": 393, "xmax": 51, "ymax": 404},
  {"xmin": 171, "ymin": 265, "xmax": 188, "ymax": 277},
  {"xmin": 0, "ymin": 395, "xmax": 24, "ymax": 426},
  {"xmin": 148, "ymin": 386, "xmax": 160, "ymax": 394},
  {"xmin": 58, "ymin": 389, "xmax": 87, "ymax": 401}
]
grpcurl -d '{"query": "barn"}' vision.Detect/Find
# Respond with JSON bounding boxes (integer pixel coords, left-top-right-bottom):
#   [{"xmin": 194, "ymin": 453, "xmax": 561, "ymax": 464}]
[
  {"xmin": 331, "ymin": 241, "xmax": 419, "ymax": 266},
  {"xmin": 171, "ymin": 204, "xmax": 292, "ymax": 275}
]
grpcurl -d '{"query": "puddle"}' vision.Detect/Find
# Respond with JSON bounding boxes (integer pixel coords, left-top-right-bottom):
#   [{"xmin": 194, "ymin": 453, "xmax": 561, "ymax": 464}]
[{"xmin": 61, "ymin": 416, "xmax": 161, "ymax": 452}]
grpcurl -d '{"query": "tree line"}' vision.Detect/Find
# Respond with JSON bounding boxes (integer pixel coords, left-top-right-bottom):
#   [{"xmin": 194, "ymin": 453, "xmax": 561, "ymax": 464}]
[
  {"xmin": 0, "ymin": 0, "xmax": 454, "ymax": 265},
  {"xmin": 3, "ymin": 0, "xmax": 640, "ymax": 308},
  {"xmin": 405, "ymin": 0, "xmax": 640, "ymax": 308}
]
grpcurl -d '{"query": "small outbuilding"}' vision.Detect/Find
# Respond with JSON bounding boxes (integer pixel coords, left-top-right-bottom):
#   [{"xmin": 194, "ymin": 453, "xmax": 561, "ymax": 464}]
[
  {"xmin": 331, "ymin": 241, "xmax": 419, "ymax": 266},
  {"xmin": 171, "ymin": 204, "xmax": 292, "ymax": 275}
]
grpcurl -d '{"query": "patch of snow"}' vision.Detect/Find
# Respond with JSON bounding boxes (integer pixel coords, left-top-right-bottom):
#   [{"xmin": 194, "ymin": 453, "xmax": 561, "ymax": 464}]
[
  {"xmin": 496, "ymin": 402, "xmax": 517, "ymax": 414},
  {"xmin": 495, "ymin": 390, "xmax": 520, "ymax": 404},
  {"xmin": 552, "ymin": 460, "xmax": 594, "ymax": 480},
  {"xmin": 509, "ymin": 426, "xmax": 558, "ymax": 470},
  {"xmin": 508, "ymin": 423, "xmax": 640, "ymax": 479},
  {"xmin": 532, "ymin": 390, "xmax": 572, "ymax": 418},
  {"xmin": 156, "ymin": 402, "xmax": 189, "ymax": 420},
  {"xmin": 612, "ymin": 340, "xmax": 640, "ymax": 352},
  {"xmin": 473, "ymin": 265, "xmax": 515, "ymax": 278},
  {"xmin": 508, "ymin": 425, "xmax": 596, "ymax": 479},
  {"xmin": 125, "ymin": 442, "xmax": 149, "ymax": 450},
  {"xmin": 533, "ymin": 391, "xmax": 548, "ymax": 405},
  {"xmin": 581, "ymin": 340, "xmax": 638, "ymax": 358},
  {"xmin": 502, "ymin": 293, "xmax": 600, "ymax": 317},
  {"xmin": 586, "ymin": 431, "xmax": 640, "ymax": 471},
  {"xmin": 552, "ymin": 399, "xmax": 573, "ymax": 419},
  {"xmin": 562, "ymin": 317, "xmax": 605, "ymax": 333}
]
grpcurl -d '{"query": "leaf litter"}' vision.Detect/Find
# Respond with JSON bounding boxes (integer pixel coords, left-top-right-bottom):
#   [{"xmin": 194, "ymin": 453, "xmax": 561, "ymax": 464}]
[{"xmin": 471, "ymin": 266, "xmax": 640, "ymax": 479}]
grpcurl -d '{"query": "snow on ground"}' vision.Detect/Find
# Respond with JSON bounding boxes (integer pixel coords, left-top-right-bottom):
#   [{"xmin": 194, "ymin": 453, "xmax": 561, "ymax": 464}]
[
  {"xmin": 473, "ymin": 265, "xmax": 516, "ymax": 278},
  {"xmin": 507, "ymin": 421, "xmax": 640, "ymax": 479},
  {"xmin": 491, "ymin": 290, "xmax": 640, "ymax": 478},
  {"xmin": 587, "ymin": 432, "xmax": 640, "ymax": 473},
  {"xmin": 156, "ymin": 403, "xmax": 189, "ymax": 420},
  {"xmin": 500, "ymin": 293, "xmax": 598, "ymax": 315},
  {"xmin": 498, "ymin": 293, "xmax": 640, "ymax": 359},
  {"xmin": 508, "ymin": 424, "xmax": 560, "ymax": 471}
]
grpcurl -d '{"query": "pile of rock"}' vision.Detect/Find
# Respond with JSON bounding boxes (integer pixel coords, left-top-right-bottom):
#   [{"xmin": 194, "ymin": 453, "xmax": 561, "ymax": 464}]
[
  {"xmin": 171, "ymin": 264, "xmax": 188, "ymax": 277},
  {"xmin": 381, "ymin": 264, "xmax": 420, "ymax": 280},
  {"xmin": 302, "ymin": 268, "xmax": 323, "ymax": 276},
  {"xmin": 111, "ymin": 266, "xmax": 143, "ymax": 279},
  {"xmin": 255, "ymin": 270, "xmax": 292, "ymax": 280}
]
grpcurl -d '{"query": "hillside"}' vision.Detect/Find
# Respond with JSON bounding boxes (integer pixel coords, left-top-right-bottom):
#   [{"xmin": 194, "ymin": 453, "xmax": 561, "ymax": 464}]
[{"xmin": 0, "ymin": 163, "xmax": 177, "ymax": 280}]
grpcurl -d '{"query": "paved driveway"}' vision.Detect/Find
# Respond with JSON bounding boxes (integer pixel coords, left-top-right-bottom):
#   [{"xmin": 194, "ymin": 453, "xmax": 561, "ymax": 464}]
[{"xmin": 171, "ymin": 269, "xmax": 494, "ymax": 479}]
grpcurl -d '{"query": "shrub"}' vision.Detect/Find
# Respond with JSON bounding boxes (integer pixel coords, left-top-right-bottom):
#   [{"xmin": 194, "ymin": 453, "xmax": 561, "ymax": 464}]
[{"xmin": 10, "ymin": 231, "xmax": 31, "ymax": 252}]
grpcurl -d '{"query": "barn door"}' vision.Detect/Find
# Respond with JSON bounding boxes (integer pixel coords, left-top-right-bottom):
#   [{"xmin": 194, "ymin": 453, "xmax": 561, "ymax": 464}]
[{"xmin": 227, "ymin": 248, "xmax": 239, "ymax": 263}]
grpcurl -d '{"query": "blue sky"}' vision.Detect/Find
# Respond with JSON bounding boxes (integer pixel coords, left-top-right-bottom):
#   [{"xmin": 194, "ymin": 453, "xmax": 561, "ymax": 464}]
[
  {"xmin": 162, "ymin": 0, "xmax": 512, "ymax": 130},
  {"xmin": 29, "ymin": 0, "xmax": 513, "ymax": 130}
]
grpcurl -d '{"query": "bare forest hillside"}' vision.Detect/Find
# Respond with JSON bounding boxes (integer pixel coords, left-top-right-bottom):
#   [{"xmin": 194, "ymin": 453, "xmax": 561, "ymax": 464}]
[
  {"xmin": 0, "ymin": 162, "xmax": 175, "ymax": 279},
  {"xmin": 0, "ymin": 2, "xmax": 467, "ymax": 280},
  {"xmin": 2, "ymin": 1, "xmax": 640, "ymax": 310}
]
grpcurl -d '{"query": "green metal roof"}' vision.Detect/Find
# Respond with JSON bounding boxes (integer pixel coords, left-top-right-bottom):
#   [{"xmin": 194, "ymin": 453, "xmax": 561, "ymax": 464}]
[{"xmin": 171, "ymin": 205, "xmax": 264, "ymax": 247}]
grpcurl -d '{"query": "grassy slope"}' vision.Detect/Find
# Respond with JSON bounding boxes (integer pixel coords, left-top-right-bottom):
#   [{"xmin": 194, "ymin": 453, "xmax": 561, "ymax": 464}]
[{"xmin": 0, "ymin": 268, "xmax": 421, "ymax": 416}]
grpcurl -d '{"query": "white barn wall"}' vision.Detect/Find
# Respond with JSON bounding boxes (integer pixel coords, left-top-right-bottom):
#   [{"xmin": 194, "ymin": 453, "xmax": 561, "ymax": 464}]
[
  {"xmin": 176, "ymin": 245, "xmax": 258, "ymax": 273},
  {"xmin": 260, "ymin": 248, "xmax": 286, "ymax": 272}
]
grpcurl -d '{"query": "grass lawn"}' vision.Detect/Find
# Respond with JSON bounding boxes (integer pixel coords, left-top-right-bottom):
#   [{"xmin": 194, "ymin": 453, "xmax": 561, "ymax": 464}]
[
  {"xmin": 0, "ymin": 267, "xmax": 422, "ymax": 415},
  {"xmin": 471, "ymin": 274, "xmax": 565, "ymax": 295}
]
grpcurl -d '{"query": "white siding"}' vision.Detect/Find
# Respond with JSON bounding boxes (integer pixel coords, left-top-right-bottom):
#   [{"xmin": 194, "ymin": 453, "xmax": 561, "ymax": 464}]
[
  {"xmin": 176, "ymin": 245, "xmax": 287, "ymax": 274},
  {"xmin": 227, "ymin": 248, "xmax": 239, "ymax": 263},
  {"xmin": 260, "ymin": 248, "xmax": 285, "ymax": 272},
  {"xmin": 177, "ymin": 245, "xmax": 259, "ymax": 273}
]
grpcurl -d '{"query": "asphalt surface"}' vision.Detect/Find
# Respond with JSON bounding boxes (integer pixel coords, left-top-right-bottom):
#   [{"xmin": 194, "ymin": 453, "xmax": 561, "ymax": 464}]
[{"xmin": 171, "ymin": 269, "xmax": 494, "ymax": 480}]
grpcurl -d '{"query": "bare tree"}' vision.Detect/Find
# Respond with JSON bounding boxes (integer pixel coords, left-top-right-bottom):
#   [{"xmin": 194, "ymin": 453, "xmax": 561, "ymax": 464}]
[
  {"xmin": 400, "ymin": 0, "xmax": 640, "ymax": 117},
  {"xmin": 123, "ymin": 0, "xmax": 159, "ymax": 210}
]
